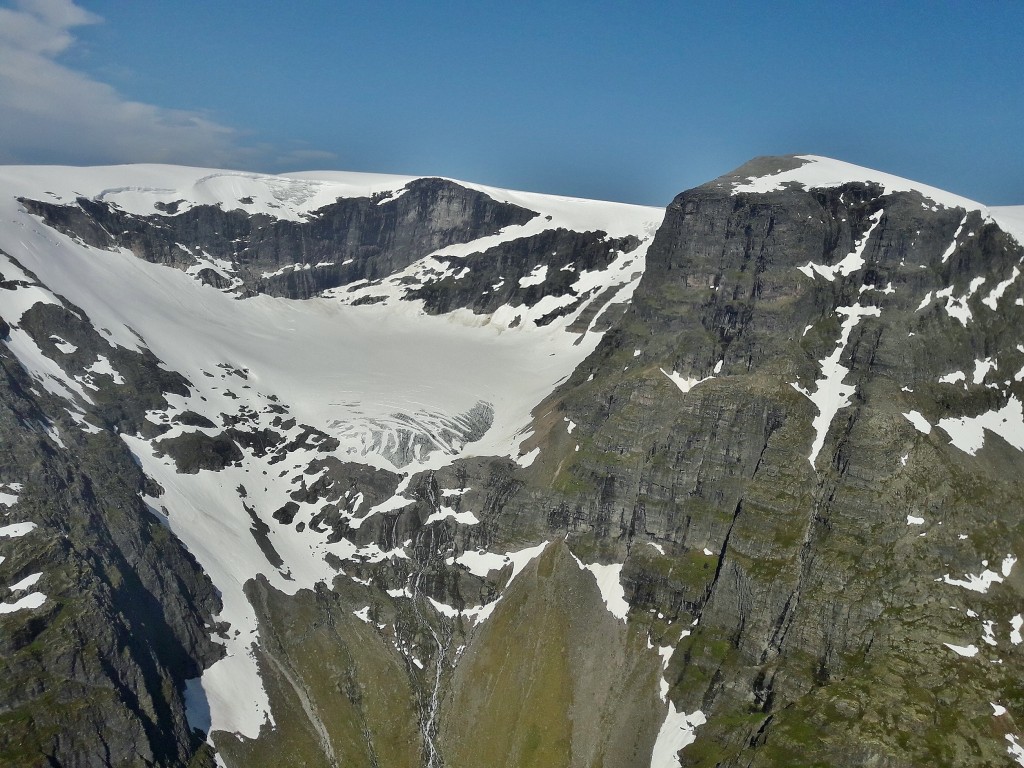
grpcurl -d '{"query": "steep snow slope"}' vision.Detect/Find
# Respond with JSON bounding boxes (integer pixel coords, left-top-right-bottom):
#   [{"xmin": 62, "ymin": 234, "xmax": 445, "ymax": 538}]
[
  {"xmin": 0, "ymin": 165, "xmax": 661, "ymax": 472},
  {"xmin": 0, "ymin": 164, "xmax": 662, "ymax": 738}
]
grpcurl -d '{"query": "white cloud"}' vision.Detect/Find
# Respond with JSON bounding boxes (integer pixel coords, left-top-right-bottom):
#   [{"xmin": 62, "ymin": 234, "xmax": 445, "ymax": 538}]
[
  {"xmin": 0, "ymin": 0, "xmax": 99, "ymax": 53},
  {"xmin": 0, "ymin": 0, "xmax": 328, "ymax": 169}
]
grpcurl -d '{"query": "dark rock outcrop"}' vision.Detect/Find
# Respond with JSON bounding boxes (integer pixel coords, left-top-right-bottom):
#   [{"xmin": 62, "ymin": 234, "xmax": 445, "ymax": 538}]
[
  {"xmin": 0, "ymin": 337, "xmax": 222, "ymax": 767},
  {"xmin": 19, "ymin": 178, "xmax": 538, "ymax": 300}
]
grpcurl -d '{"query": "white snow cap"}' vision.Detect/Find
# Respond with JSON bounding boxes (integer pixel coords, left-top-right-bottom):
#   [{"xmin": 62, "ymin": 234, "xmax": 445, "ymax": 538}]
[
  {"xmin": 729, "ymin": 155, "xmax": 1024, "ymax": 247},
  {"xmin": 730, "ymin": 155, "xmax": 983, "ymax": 211}
]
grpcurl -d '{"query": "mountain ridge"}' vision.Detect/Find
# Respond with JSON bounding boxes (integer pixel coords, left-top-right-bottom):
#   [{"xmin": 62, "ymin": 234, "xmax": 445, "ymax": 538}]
[{"xmin": 1, "ymin": 155, "xmax": 1022, "ymax": 767}]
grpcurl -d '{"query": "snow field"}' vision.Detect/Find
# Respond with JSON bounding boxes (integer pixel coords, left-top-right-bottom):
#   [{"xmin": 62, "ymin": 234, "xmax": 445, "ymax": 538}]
[{"xmin": 731, "ymin": 155, "xmax": 985, "ymax": 212}]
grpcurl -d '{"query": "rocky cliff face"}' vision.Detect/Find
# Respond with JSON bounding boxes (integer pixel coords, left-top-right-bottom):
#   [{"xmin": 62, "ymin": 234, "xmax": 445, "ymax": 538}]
[
  {"xmin": 20, "ymin": 178, "xmax": 538, "ymax": 299},
  {"xmin": 0, "ymin": 292, "xmax": 223, "ymax": 766},
  {"xmin": 516, "ymin": 160, "xmax": 1024, "ymax": 766},
  {"xmin": 0, "ymin": 157, "xmax": 1022, "ymax": 768}
]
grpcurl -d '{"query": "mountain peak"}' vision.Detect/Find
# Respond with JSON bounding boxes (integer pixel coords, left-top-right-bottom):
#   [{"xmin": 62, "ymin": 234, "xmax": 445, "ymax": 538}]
[
  {"xmin": 709, "ymin": 153, "xmax": 984, "ymax": 210},
  {"xmin": 699, "ymin": 153, "xmax": 1024, "ymax": 247}
]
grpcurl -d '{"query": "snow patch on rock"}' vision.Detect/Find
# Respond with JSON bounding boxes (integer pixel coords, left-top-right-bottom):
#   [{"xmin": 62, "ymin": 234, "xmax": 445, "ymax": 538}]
[
  {"xmin": 903, "ymin": 410, "xmax": 932, "ymax": 434},
  {"xmin": 791, "ymin": 303, "xmax": 880, "ymax": 468},
  {"xmin": 569, "ymin": 554, "xmax": 629, "ymax": 622},
  {"xmin": 937, "ymin": 397, "xmax": 1024, "ymax": 455}
]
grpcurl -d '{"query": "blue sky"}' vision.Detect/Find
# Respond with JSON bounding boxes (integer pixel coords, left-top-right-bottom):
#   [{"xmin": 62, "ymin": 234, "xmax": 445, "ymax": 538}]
[{"xmin": 1, "ymin": 0, "xmax": 1021, "ymax": 206}]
